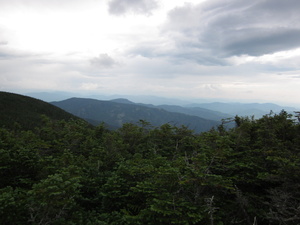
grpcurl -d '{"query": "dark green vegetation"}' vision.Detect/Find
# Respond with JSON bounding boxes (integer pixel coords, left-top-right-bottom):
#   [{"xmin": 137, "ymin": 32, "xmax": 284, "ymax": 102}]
[
  {"xmin": 1, "ymin": 92, "xmax": 300, "ymax": 224},
  {"xmin": 51, "ymin": 98, "xmax": 220, "ymax": 133},
  {"xmin": 0, "ymin": 91, "xmax": 81, "ymax": 131}
]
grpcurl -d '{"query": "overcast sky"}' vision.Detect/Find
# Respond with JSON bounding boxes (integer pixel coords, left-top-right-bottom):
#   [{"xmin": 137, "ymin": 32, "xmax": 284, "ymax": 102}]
[{"xmin": 1, "ymin": 0, "xmax": 300, "ymax": 106}]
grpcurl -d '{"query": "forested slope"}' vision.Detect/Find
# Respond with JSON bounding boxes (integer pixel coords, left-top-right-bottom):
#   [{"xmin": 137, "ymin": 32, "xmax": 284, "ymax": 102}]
[
  {"xmin": 0, "ymin": 91, "xmax": 82, "ymax": 130},
  {"xmin": 1, "ymin": 97, "xmax": 300, "ymax": 224}
]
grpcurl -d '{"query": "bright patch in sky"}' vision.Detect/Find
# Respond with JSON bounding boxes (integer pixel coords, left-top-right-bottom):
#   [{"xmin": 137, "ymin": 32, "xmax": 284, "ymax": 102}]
[{"xmin": 1, "ymin": 0, "xmax": 300, "ymax": 106}]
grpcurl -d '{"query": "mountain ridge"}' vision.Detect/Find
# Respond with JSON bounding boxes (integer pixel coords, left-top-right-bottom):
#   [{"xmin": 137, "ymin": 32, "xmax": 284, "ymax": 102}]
[
  {"xmin": 51, "ymin": 97, "xmax": 220, "ymax": 133},
  {"xmin": 26, "ymin": 91, "xmax": 299, "ymax": 117},
  {"xmin": 187, "ymin": 102, "xmax": 297, "ymax": 118}
]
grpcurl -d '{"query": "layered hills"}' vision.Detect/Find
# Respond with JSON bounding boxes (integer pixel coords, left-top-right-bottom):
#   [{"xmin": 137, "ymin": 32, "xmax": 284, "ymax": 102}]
[
  {"xmin": 51, "ymin": 98, "xmax": 220, "ymax": 133},
  {"xmin": 0, "ymin": 92, "xmax": 222, "ymax": 133},
  {"xmin": 3, "ymin": 91, "xmax": 297, "ymax": 133},
  {"xmin": 27, "ymin": 91, "xmax": 298, "ymax": 119}
]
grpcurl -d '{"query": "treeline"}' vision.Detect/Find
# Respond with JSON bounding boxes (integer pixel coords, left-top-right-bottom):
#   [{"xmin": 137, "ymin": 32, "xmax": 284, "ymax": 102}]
[{"xmin": 1, "ymin": 111, "xmax": 300, "ymax": 224}]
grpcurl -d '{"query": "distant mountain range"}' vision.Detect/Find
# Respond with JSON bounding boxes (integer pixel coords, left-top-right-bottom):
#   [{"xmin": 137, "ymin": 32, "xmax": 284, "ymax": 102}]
[
  {"xmin": 186, "ymin": 102, "xmax": 297, "ymax": 118},
  {"xmin": 26, "ymin": 92, "xmax": 192, "ymax": 105},
  {"xmin": 26, "ymin": 91, "xmax": 299, "ymax": 118},
  {"xmin": 0, "ymin": 92, "xmax": 222, "ymax": 133},
  {"xmin": 109, "ymin": 98, "xmax": 232, "ymax": 121},
  {"xmin": 51, "ymin": 98, "xmax": 220, "ymax": 133},
  {"xmin": 2, "ymin": 91, "xmax": 298, "ymax": 133},
  {"xmin": 108, "ymin": 98, "xmax": 297, "ymax": 120}
]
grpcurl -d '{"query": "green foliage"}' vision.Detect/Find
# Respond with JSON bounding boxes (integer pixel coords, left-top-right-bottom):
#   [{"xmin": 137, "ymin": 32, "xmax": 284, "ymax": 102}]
[
  {"xmin": 1, "ymin": 107, "xmax": 300, "ymax": 224},
  {"xmin": 28, "ymin": 166, "xmax": 82, "ymax": 225},
  {"xmin": 0, "ymin": 187, "xmax": 28, "ymax": 224}
]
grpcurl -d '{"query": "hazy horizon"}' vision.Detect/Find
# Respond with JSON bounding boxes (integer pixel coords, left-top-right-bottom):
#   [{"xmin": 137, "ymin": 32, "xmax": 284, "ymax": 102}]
[
  {"xmin": 7, "ymin": 90, "xmax": 298, "ymax": 109},
  {"xmin": 1, "ymin": 0, "xmax": 300, "ymax": 107}
]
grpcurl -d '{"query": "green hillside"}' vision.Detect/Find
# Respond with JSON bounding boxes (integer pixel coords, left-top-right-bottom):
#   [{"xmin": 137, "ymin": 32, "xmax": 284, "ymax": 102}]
[{"xmin": 0, "ymin": 91, "xmax": 82, "ymax": 130}]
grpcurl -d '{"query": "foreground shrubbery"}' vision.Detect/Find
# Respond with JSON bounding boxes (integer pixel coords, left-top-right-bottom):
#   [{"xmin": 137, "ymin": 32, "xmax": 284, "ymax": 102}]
[{"xmin": 1, "ymin": 111, "xmax": 300, "ymax": 224}]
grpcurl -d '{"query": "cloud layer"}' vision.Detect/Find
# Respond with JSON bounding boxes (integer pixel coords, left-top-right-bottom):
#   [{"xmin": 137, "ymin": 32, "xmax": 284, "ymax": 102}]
[
  {"xmin": 161, "ymin": 0, "xmax": 300, "ymax": 62},
  {"xmin": 90, "ymin": 54, "xmax": 119, "ymax": 68},
  {"xmin": 108, "ymin": 0, "xmax": 158, "ymax": 15},
  {"xmin": 1, "ymin": 0, "xmax": 300, "ymax": 106}
]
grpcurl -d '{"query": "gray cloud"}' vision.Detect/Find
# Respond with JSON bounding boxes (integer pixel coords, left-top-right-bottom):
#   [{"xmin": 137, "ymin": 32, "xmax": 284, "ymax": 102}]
[
  {"xmin": 0, "ymin": 46, "xmax": 29, "ymax": 59},
  {"xmin": 223, "ymin": 28, "xmax": 300, "ymax": 56},
  {"xmin": 163, "ymin": 0, "xmax": 300, "ymax": 59},
  {"xmin": 90, "ymin": 54, "xmax": 118, "ymax": 68},
  {"xmin": 108, "ymin": 0, "xmax": 158, "ymax": 16}
]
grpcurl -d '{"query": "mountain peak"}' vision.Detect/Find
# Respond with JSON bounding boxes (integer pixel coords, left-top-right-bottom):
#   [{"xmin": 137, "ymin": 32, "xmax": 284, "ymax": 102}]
[{"xmin": 110, "ymin": 98, "xmax": 135, "ymax": 104}]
